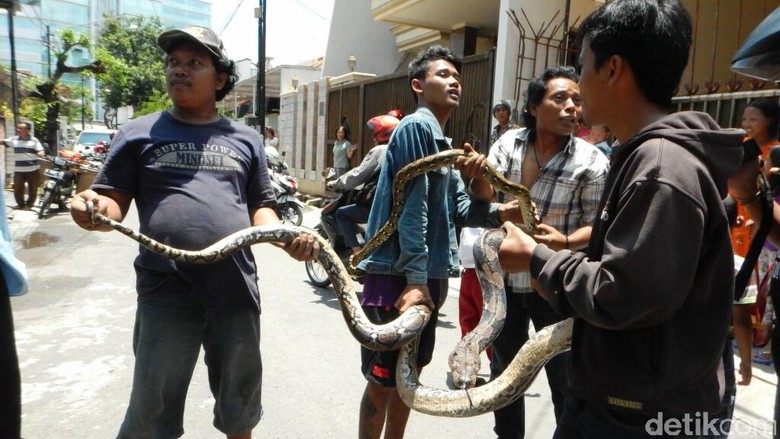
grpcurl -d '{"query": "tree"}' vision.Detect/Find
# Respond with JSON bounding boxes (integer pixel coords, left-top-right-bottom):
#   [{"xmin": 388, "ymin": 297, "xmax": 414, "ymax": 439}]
[
  {"xmin": 133, "ymin": 89, "xmax": 170, "ymax": 118},
  {"xmin": 96, "ymin": 16, "xmax": 166, "ymax": 126},
  {"xmin": 16, "ymin": 74, "xmax": 92, "ymax": 142},
  {"xmin": 28, "ymin": 29, "xmax": 105, "ymax": 151}
]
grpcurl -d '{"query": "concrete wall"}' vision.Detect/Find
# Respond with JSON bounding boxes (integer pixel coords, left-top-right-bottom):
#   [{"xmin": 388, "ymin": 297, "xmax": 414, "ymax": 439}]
[
  {"xmin": 322, "ymin": 0, "xmax": 404, "ymax": 77},
  {"xmin": 280, "ymin": 76, "xmax": 332, "ymax": 197},
  {"xmin": 493, "ymin": 0, "xmax": 570, "ymax": 123}
]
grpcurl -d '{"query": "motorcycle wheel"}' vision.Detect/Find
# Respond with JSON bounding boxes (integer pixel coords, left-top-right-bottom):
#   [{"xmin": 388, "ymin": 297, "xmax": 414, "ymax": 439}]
[
  {"xmin": 305, "ymin": 259, "xmax": 331, "ymax": 288},
  {"xmin": 38, "ymin": 189, "xmax": 53, "ymax": 219},
  {"xmin": 305, "ymin": 226, "xmax": 332, "ymax": 287},
  {"xmin": 278, "ymin": 203, "xmax": 303, "ymax": 226}
]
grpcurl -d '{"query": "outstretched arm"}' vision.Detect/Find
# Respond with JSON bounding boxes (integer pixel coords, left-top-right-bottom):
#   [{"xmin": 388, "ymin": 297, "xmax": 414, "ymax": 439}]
[
  {"xmin": 70, "ymin": 189, "xmax": 133, "ymax": 232},
  {"xmin": 250, "ymin": 206, "xmax": 319, "ymax": 261},
  {"xmin": 732, "ymin": 304, "xmax": 753, "ymax": 385},
  {"xmin": 533, "ymin": 224, "xmax": 593, "ymax": 251},
  {"xmin": 455, "ymin": 144, "xmax": 494, "ymax": 201}
]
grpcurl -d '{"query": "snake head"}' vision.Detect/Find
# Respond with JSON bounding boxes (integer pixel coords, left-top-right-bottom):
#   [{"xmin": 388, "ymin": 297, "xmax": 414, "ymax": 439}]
[
  {"xmin": 85, "ymin": 200, "xmax": 96, "ymax": 226},
  {"xmin": 448, "ymin": 341, "xmax": 482, "ymax": 389}
]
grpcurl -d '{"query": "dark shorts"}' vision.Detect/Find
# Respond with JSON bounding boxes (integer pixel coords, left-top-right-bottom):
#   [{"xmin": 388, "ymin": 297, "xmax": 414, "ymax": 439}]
[
  {"xmin": 360, "ymin": 277, "xmax": 446, "ymax": 387},
  {"xmin": 118, "ymin": 275, "xmax": 263, "ymax": 438}
]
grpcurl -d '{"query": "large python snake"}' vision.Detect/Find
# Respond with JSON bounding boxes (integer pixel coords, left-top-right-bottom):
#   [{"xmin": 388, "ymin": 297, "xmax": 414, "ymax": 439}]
[
  {"xmin": 447, "ymin": 227, "xmax": 508, "ymax": 390},
  {"xmin": 85, "ymin": 204, "xmax": 429, "ymax": 352},
  {"xmin": 398, "ymin": 317, "xmax": 574, "ymax": 417},
  {"xmin": 348, "ymin": 148, "xmax": 538, "ymax": 275},
  {"xmin": 84, "ymin": 148, "xmax": 573, "ymax": 416}
]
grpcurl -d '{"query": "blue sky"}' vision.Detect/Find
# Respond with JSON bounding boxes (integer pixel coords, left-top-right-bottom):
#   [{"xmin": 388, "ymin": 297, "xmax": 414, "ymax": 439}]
[{"xmin": 212, "ymin": 0, "xmax": 334, "ymax": 67}]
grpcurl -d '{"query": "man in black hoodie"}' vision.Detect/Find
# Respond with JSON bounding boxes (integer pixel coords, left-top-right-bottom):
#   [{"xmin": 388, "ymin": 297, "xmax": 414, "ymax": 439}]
[{"xmin": 497, "ymin": 0, "xmax": 745, "ymax": 437}]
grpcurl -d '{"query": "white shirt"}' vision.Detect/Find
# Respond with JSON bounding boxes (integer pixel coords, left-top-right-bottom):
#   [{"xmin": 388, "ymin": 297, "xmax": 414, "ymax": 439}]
[{"xmin": 6, "ymin": 135, "xmax": 44, "ymax": 173}]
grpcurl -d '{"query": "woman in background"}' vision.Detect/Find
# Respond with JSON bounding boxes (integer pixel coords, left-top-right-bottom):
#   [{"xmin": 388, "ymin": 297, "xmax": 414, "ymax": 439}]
[
  {"xmin": 264, "ymin": 126, "xmax": 279, "ymax": 150},
  {"xmin": 333, "ymin": 125, "xmax": 356, "ymax": 177},
  {"xmin": 729, "ymin": 98, "xmax": 780, "ymax": 367}
]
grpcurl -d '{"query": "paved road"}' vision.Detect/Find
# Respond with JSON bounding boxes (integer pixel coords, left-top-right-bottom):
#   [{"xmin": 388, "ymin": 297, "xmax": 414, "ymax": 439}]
[{"xmin": 5, "ymin": 195, "xmax": 777, "ymax": 438}]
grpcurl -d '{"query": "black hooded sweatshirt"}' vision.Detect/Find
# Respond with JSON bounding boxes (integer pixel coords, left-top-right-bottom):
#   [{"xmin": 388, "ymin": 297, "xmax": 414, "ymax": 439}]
[{"xmin": 530, "ymin": 112, "xmax": 745, "ymax": 419}]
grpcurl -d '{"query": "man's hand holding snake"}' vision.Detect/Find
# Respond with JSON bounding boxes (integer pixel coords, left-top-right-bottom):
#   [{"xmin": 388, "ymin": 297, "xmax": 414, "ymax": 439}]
[
  {"xmin": 498, "ymin": 221, "xmax": 538, "ymax": 273},
  {"xmin": 282, "ymin": 233, "xmax": 320, "ymax": 262},
  {"xmin": 395, "ymin": 284, "xmax": 435, "ymax": 313},
  {"xmin": 70, "ymin": 190, "xmax": 112, "ymax": 231},
  {"xmin": 454, "ymin": 144, "xmax": 485, "ymax": 179},
  {"xmin": 496, "ymin": 199, "xmax": 538, "ymax": 228}
]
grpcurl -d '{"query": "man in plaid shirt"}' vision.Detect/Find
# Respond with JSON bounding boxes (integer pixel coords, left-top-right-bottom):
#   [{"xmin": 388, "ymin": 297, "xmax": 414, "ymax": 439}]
[{"xmin": 472, "ymin": 65, "xmax": 609, "ymax": 438}]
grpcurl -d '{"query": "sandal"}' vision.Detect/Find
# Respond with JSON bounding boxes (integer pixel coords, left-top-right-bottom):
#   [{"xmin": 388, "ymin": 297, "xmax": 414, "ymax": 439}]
[{"xmin": 753, "ymin": 350, "xmax": 773, "ymax": 365}]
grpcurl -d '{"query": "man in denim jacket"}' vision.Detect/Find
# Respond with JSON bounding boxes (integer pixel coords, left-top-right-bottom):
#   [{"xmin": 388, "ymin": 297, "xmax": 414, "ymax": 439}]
[{"xmin": 355, "ymin": 45, "xmax": 527, "ymax": 439}]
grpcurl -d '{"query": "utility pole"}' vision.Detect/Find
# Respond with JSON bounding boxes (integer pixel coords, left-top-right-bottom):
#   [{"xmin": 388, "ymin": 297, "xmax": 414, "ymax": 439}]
[
  {"xmin": 81, "ymin": 73, "xmax": 86, "ymax": 130},
  {"xmin": 1, "ymin": 0, "xmax": 20, "ymax": 128},
  {"xmin": 255, "ymin": 0, "xmax": 266, "ymax": 131},
  {"xmin": 44, "ymin": 24, "xmax": 52, "ymax": 78}
]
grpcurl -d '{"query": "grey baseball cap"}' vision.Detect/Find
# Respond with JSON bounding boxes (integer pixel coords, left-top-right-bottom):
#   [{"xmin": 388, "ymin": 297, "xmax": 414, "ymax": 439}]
[
  {"xmin": 492, "ymin": 100, "xmax": 512, "ymax": 113},
  {"xmin": 157, "ymin": 26, "xmax": 229, "ymax": 61}
]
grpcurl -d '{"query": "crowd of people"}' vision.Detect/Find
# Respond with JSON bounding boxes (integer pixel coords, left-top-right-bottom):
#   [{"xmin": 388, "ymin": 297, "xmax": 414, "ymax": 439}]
[{"xmin": 2, "ymin": 0, "xmax": 780, "ymax": 438}]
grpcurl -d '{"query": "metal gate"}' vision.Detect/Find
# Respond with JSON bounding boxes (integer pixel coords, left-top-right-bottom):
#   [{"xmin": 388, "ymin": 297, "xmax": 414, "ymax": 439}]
[{"xmin": 326, "ymin": 51, "xmax": 496, "ymax": 166}]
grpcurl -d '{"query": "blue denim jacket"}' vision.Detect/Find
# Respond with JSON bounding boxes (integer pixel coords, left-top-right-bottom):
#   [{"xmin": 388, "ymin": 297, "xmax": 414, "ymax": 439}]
[
  {"xmin": 358, "ymin": 107, "xmax": 502, "ymax": 284},
  {"xmin": 0, "ymin": 189, "xmax": 27, "ymax": 296}
]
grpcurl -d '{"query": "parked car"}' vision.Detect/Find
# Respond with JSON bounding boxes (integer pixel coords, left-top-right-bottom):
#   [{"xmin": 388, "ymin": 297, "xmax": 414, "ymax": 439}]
[{"xmin": 73, "ymin": 128, "xmax": 116, "ymax": 155}]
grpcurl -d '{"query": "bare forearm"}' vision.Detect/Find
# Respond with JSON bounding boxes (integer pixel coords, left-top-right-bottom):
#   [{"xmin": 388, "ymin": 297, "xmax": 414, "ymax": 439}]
[
  {"xmin": 468, "ymin": 176, "xmax": 494, "ymax": 201},
  {"xmin": 565, "ymin": 226, "xmax": 593, "ymax": 251},
  {"xmin": 251, "ymin": 206, "xmax": 281, "ymax": 227},
  {"xmin": 733, "ymin": 305, "xmax": 754, "ymax": 367},
  {"xmin": 70, "ymin": 189, "xmax": 132, "ymax": 232}
]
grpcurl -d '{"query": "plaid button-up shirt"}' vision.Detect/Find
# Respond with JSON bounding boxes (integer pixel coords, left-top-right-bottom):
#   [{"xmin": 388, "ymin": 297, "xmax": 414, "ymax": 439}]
[{"xmin": 488, "ymin": 127, "xmax": 609, "ymax": 293}]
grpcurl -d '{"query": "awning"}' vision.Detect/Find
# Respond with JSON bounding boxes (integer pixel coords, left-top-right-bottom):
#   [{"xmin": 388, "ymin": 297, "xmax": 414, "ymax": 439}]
[{"xmin": 731, "ymin": 7, "xmax": 780, "ymax": 81}]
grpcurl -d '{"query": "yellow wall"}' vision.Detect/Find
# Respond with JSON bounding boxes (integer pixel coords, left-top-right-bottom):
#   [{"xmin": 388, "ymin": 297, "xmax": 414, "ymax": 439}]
[{"xmin": 571, "ymin": 0, "xmax": 779, "ymax": 95}]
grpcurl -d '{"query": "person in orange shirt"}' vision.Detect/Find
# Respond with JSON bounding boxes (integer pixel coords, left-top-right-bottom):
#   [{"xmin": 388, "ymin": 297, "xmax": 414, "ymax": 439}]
[
  {"xmin": 729, "ymin": 98, "xmax": 780, "ymax": 361},
  {"xmin": 744, "ymin": 98, "xmax": 780, "ymax": 157},
  {"xmin": 730, "ymin": 98, "xmax": 779, "ymax": 257}
]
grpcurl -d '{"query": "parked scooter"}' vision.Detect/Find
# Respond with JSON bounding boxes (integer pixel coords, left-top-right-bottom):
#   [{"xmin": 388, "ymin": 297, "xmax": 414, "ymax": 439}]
[
  {"xmin": 269, "ymin": 169, "xmax": 304, "ymax": 226},
  {"xmin": 38, "ymin": 155, "xmax": 80, "ymax": 219},
  {"xmin": 266, "ymin": 147, "xmax": 290, "ymax": 175},
  {"xmin": 305, "ymin": 171, "xmax": 366, "ymax": 287}
]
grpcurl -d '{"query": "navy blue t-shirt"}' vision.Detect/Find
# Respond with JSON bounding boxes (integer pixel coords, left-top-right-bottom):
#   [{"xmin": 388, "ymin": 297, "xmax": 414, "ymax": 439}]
[{"xmin": 92, "ymin": 110, "xmax": 275, "ymax": 310}]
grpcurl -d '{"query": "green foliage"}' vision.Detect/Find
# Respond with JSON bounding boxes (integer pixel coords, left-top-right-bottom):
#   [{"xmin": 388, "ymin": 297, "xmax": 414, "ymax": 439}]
[
  {"xmin": 134, "ymin": 89, "xmax": 171, "ymax": 117},
  {"xmin": 18, "ymin": 98, "xmax": 49, "ymax": 129},
  {"xmin": 20, "ymin": 27, "xmax": 103, "ymax": 148},
  {"xmin": 96, "ymin": 16, "xmax": 166, "ymax": 112},
  {"xmin": 18, "ymin": 73, "xmax": 91, "ymax": 135},
  {"xmin": 0, "ymin": 102, "xmax": 12, "ymax": 125},
  {"xmin": 54, "ymin": 28, "xmax": 92, "ymax": 67}
]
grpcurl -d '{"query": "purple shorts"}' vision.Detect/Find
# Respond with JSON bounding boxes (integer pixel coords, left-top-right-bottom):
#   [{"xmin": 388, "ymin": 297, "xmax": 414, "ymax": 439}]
[{"xmin": 359, "ymin": 274, "xmax": 446, "ymax": 387}]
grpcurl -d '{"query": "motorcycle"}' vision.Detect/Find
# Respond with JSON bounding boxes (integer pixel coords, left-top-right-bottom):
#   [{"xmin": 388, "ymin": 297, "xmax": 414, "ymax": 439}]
[
  {"xmin": 266, "ymin": 148, "xmax": 290, "ymax": 175},
  {"xmin": 79, "ymin": 140, "xmax": 109, "ymax": 168},
  {"xmin": 305, "ymin": 184, "xmax": 366, "ymax": 288},
  {"xmin": 38, "ymin": 155, "xmax": 80, "ymax": 219},
  {"xmin": 269, "ymin": 169, "xmax": 304, "ymax": 226}
]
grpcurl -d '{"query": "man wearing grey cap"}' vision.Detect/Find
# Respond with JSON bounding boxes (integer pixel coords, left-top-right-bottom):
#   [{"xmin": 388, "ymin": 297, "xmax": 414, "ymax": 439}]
[
  {"xmin": 70, "ymin": 25, "xmax": 318, "ymax": 439},
  {"xmin": 488, "ymin": 100, "xmax": 520, "ymax": 147}
]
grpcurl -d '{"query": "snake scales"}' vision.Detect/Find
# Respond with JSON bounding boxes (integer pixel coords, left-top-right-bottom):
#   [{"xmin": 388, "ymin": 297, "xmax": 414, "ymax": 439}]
[
  {"xmin": 349, "ymin": 148, "xmax": 538, "ymax": 275},
  {"xmin": 85, "ymin": 148, "xmax": 573, "ymax": 416},
  {"xmin": 447, "ymin": 228, "xmax": 508, "ymax": 390},
  {"xmin": 85, "ymin": 208, "xmax": 429, "ymax": 352}
]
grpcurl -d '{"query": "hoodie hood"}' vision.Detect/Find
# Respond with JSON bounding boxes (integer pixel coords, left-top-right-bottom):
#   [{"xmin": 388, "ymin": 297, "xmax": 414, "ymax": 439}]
[{"xmin": 624, "ymin": 112, "xmax": 745, "ymax": 196}]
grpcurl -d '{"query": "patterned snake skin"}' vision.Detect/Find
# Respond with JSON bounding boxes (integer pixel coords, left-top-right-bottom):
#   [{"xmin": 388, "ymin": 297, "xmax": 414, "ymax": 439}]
[
  {"xmin": 85, "ymin": 203, "xmax": 429, "ymax": 352},
  {"xmin": 84, "ymin": 149, "xmax": 572, "ymax": 417},
  {"xmin": 398, "ymin": 317, "xmax": 574, "ymax": 417},
  {"xmin": 348, "ymin": 148, "xmax": 538, "ymax": 275},
  {"xmin": 447, "ymin": 228, "xmax": 508, "ymax": 389}
]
